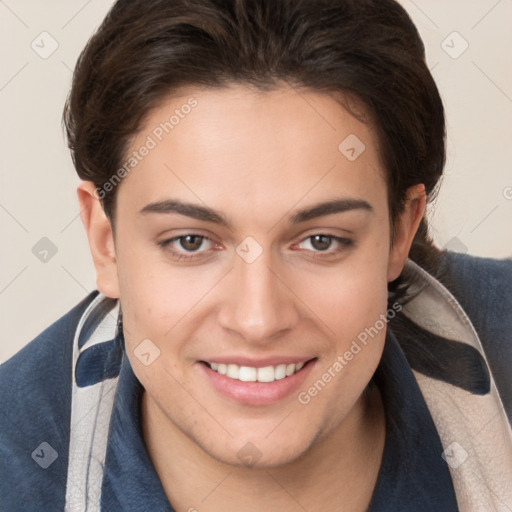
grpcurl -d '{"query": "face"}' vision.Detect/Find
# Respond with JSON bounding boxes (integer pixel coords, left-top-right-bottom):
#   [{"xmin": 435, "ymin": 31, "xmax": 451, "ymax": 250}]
[{"xmin": 81, "ymin": 83, "xmax": 423, "ymax": 468}]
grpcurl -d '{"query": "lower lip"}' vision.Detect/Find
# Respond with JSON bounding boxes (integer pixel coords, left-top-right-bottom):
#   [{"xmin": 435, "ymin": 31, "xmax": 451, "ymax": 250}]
[{"xmin": 197, "ymin": 360, "xmax": 316, "ymax": 406}]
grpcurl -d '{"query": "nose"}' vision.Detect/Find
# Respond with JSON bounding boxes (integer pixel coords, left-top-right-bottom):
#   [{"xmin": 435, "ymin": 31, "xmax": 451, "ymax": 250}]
[{"xmin": 217, "ymin": 248, "xmax": 300, "ymax": 345}]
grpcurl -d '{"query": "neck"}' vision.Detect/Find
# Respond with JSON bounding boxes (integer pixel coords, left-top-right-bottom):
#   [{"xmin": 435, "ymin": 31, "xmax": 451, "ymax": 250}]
[{"xmin": 141, "ymin": 383, "xmax": 386, "ymax": 512}]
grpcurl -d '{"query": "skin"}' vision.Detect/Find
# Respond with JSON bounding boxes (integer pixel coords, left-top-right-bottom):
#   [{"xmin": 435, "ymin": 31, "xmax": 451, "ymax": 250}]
[{"xmin": 78, "ymin": 83, "xmax": 425, "ymax": 511}]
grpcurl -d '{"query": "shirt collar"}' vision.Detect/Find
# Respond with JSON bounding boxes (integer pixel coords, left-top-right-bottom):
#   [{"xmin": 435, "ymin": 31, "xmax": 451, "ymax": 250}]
[
  {"xmin": 100, "ymin": 336, "xmax": 173, "ymax": 511},
  {"xmin": 367, "ymin": 328, "xmax": 459, "ymax": 511}
]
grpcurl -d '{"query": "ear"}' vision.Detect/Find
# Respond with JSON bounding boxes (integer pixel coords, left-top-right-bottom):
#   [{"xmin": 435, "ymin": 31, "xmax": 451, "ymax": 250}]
[
  {"xmin": 387, "ymin": 184, "xmax": 427, "ymax": 282},
  {"xmin": 77, "ymin": 181, "xmax": 120, "ymax": 298}
]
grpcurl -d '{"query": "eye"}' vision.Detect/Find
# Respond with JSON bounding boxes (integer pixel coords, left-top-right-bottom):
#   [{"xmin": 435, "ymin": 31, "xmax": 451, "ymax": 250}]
[
  {"xmin": 157, "ymin": 234, "xmax": 216, "ymax": 261},
  {"xmin": 157, "ymin": 232, "xmax": 353, "ymax": 263},
  {"xmin": 295, "ymin": 234, "xmax": 353, "ymax": 257}
]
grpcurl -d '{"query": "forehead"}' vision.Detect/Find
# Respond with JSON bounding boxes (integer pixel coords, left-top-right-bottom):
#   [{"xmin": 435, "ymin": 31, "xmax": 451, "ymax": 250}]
[{"xmin": 116, "ymin": 83, "xmax": 387, "ymax": 218}]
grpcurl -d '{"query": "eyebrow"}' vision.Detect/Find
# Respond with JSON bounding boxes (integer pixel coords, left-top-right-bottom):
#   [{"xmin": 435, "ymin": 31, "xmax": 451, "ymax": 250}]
[{"xmin": 139, "ymin": 197, "xmax": 373, "ymax": 228}]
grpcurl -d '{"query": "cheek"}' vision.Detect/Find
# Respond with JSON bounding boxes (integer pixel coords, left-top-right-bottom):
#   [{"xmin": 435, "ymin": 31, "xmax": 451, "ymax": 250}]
[
  {"xmin": 307, "ymin": 239, "xmax": 390, "ymax": 342},
  {"xmin": 115, "ymin": 233, "xmax": 195, "ymax": 325},
  {"xmin": 298, "ymin": 265, "xmax": 389, "ymax": 430},
  {"xmin": 298, "ymin": 236, "xmax": 390, "ymax": 415},
  {"xmin": 114, "ymin": 242, "xmax": 224, "ymax": 386},
  {"xmin": 113, "ymin": 239, "xmax": 179, "ymax": 359}
]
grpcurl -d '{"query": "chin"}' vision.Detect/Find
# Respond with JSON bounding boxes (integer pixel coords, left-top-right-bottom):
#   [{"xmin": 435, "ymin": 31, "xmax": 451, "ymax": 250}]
[{"xmin": 197, "ymin": 426, "xmax": 321, "ymax": 469}]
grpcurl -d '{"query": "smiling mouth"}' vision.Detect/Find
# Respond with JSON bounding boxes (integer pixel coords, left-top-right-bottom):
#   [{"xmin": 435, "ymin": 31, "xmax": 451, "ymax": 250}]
[{"xmin": 201, "ymin": 360, "xmax": 316, "ymax": 383}]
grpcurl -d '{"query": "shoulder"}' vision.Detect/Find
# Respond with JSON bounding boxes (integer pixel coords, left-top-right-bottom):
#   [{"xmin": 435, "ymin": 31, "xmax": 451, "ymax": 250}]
[
  {"xmin": 0, "ymin": 290, "xmax": 99, "ymax": 397},
  {"xmin": 437, "ymin": 250, "xmax": 512, "ymax": 416},
  {"xmin": 439, "ymin": 249, "xmax": 512, "ymax": 288},
  {"xmin": 0, "ymin": 291, "xmax": 99, "ymax": 508},
  {"xmin": 438, "ymin": 250, "xmax": 512, "ymax": 337}
]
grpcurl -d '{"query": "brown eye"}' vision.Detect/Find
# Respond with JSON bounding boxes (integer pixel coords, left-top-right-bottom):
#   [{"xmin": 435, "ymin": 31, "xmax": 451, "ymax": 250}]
[
  {"xmin": 157, "ymin": 233, "xmax": 218, "ymax": 262},
  {"xmin": 295, "ymin": 234, "xmax": 354, "ymax": 258},
  {"xmin": 309, "ymin": 235, "xmax": 333, "ymax": 251},
  {"xmin": 178, "ymin": 235, "xmax": 204, "ymax": 251}
]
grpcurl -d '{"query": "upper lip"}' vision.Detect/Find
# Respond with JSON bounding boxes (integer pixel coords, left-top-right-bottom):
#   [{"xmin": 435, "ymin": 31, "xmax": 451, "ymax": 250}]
[{"xmin": 200, "ymin": 356, "xmax": 316, "ymax": 368}]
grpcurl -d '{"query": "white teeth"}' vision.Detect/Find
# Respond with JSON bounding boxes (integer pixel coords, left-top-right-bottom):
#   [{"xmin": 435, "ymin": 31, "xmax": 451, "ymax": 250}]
[
  {"xmin": 275, "ymin": 364, "xmax": 287, "ymax": 380},
  {"xmin": 208, "ymin": 361, "xmax": 307, "ymax": 382},
  {"xmin": 257, "ymin": 366, "xmax": 275, "ymax": 383},
  {"xmin": 226, "ymin": 364, "xmax": 239, "ymax": 379},
  {"xmin": 239, "ymin": 366, "xmax": 257, "ymax": 382}
]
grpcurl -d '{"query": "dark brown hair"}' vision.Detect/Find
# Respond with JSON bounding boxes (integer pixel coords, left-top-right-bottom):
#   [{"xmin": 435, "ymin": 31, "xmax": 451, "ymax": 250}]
[{"xmin": 63, "ymin": 0, "xmax": 445, "ymax": 303}]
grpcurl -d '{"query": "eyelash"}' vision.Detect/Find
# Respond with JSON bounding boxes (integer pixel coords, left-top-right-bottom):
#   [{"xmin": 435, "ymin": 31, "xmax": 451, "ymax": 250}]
[{"xmin": 157, "ymin": 233, "xmax": 353, "ymax": 262}]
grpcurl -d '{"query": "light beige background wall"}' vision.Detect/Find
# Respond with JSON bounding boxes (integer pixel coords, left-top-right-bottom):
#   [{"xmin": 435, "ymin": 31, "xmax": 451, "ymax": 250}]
[{"xmin": 1, "ymin": 0, "xmax": 511, "ymax": 362}]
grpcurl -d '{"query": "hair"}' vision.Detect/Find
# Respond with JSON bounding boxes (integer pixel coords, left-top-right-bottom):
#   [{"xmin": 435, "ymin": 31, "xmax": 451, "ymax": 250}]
[{"xmin": 63, "ymin": 0, "xmax": 446, "ymax": 305}]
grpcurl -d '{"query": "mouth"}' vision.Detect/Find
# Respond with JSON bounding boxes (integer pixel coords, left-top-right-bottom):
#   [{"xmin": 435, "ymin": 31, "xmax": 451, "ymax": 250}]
[
  {"xmin": 198, "ymin": 358, "xmax": 317, "ymax": 405},
  {"xmin": 202, "ymin": 360, "xmax": 307, "ymax": 383}
]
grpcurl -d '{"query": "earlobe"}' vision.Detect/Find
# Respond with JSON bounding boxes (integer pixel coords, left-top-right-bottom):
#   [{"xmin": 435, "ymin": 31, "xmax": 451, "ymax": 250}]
[
  {"xmin": 387, "ymin": 184, "xmax": 427, "ymax": 282},
  {"xmin": 77, "ymin": 182, "xmax": 120, "ymax": 298}
]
